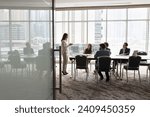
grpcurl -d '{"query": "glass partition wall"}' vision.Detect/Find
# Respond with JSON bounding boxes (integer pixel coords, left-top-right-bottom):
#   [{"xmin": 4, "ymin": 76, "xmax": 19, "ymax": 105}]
[
  {"xmin": 0, "ymin": 2, "xmax": 54, "ymax": 99},
  {"xmin": 55, "ymin": 7, "xmax": 150, "ymax": 56}
]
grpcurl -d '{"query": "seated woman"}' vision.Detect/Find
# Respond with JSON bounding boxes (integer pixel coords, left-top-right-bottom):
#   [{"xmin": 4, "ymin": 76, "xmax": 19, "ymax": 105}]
[
  {"xmin": 83, "ymin": 44, "xmax": 92, "ymax": 54},
  {"xmin": 83, "ymin": 44, "xmax": 92, "ymax": 72},
  {"xmin": 23, "ymin": 42, "xmax": 34, "ymax": 63},
  {"xmin": 23, "ymin": 42, "xmax": 34, "ymax": 55}
]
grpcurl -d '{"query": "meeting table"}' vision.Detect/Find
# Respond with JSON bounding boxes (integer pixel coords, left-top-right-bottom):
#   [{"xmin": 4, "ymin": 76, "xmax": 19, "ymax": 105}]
[{"xmin": 69, "ymin": 54, "xmax": 150, "ymax": 80}]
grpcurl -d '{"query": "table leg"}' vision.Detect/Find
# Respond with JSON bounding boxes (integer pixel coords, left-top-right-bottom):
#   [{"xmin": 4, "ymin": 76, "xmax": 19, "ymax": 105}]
[
  {"xmin": 70, "ymin": 60, "xmax": 74, "ymax": 78},
  {"xmin": 119, "ymin": 59, "xmax": 122, "ymax": 80},
  {"xmin": 116, "ymin": 61, "xmax": 119, "ymax": 77}
]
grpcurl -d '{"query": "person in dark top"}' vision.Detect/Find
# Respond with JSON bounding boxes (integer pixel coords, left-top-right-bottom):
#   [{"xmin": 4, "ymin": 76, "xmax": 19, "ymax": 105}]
[
  {"xmin": 113, "ymin": 42, "xmax": 130, "ymax": 71},
  {"xmin": 38, "ymin": 42, "xmax": 50, "ymax": 56},
  {"xmin": 119, "ymin": 42, "xmax": 130, "ymax": 55},
  {"xmin": 23, "ymin": 42, "xmax": 34, "ymax": 55},
  {"xmin": 94, "ymin": 43, "xmax": 110, "ymax": 82},
  {"xmin": 84, "ymin": 44, "xmax": 92, "ymax": 54}
]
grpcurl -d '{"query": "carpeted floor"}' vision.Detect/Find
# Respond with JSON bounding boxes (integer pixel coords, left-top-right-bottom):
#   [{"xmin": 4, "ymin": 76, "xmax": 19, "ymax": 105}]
[{"xmin": 56, "ymin": 66, "xmax": 150, "ymax": 100}]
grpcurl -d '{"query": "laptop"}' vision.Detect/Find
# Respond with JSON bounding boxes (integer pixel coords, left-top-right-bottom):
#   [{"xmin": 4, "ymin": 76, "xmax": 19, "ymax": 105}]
[{"xmin": 132, "ymin": 50, "xmax": 138, "ymax": 56}]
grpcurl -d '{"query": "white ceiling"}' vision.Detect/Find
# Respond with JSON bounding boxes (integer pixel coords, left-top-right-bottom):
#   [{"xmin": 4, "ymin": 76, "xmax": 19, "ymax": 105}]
[
  {"xmin": 0, "ymin": 0, "xmax": 150, "ymax": 8},
  {"xmin": 56, "ymin": 0, "xmax": 150, "ymax": 8}
]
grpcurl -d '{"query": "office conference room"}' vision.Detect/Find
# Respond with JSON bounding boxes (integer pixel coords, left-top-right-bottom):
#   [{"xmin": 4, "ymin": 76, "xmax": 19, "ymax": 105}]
[{"xmin": 1, "ymin": 0, "xmax": 150, "ymax": 100}]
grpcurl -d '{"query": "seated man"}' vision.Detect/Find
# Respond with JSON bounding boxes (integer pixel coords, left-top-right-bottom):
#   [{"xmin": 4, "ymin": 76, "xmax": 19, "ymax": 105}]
[
  {"xmin": 38, "ymin": 42, "xmax": 50, "ymax": 56},
  {"xmin": 113, "ymin": 42, "xmax": 130, "ymax": 72},
  {"xmin": 37, "ymin": 42, "xmax": 51, "ymax": 76},
  {"xmin": 23, "ymin": 42, "xmax": 34, "ymax": 55},
  {"xmin": 94, "ymin": 43, "xmax": 110, "ymax": 82},
  {"xmin": 119, "ymin": 42, "xmax": 130, "ymax": 63},
  {"xmin": 119, "ymin": 42, "xmax": 130, "ymax": 55}
]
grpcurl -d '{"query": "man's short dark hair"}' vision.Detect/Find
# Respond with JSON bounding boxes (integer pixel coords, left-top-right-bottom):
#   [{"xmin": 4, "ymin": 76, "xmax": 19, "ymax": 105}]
[
  {"xmin": 104, "ymin": 42, "xmax": 109, "ymax": 47},
  {"xmin": 124, "ymin": 42, "xmax": 128, "ymax": 46},
  {"xmin": 100, "ymin": 43, "xmax": 106, "ymax": 49}
]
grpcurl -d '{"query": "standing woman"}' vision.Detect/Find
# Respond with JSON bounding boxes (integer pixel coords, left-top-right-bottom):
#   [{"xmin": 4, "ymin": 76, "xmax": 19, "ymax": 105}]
[{"xmin": 61, "ymin": 33, "xmax": 72, "ymax": 75}]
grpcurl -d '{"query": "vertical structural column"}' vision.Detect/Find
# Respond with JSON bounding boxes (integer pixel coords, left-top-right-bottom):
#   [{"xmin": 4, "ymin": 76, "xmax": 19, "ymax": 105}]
[
  {"xmin": 146, "ymin": 8, "xmax": 149, "ymax": 53},
  {"xmin": 9, "ymin": 9, "xmax": 12, "ymax": 51},
  {"xmin": 52, "ymin": 0, "xmax": 56, "ymax": 100},
  {"xmin": 126, "ymin": 8, "xmax": 128, "ymax": 43}
]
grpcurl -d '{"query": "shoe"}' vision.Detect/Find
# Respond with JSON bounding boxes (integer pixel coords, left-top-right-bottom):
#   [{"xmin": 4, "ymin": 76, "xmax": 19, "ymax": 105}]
[
  {"xmin": 93, "ymin": 70, "xmax": 97, "ymax": 75},
  {"xmin": 100, "ymin": 77, "xmax": 104, "ymax": 80},
  {"xmin": 106, "ymin": 79, "xmax": 110, "ymax": 82},
  {"xmin": 62, "ymin": 71, "xmax": 67, "ymax": 75},
  {"xmin": 65, "ymin": 72, "xmax": 68, "ymax": 74}
]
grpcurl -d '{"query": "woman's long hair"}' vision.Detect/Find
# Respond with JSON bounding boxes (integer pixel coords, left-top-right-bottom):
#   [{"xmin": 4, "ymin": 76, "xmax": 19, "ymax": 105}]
[
  {"xmin": 88, "ymin": 44, "xmax": 92, "ymax": 51},
  {"xmin": 84, "ymin": 44, "xmax": 92, "ymax": 54},
  {"xmin": 61, "ymin": 33, "xmax": 68, "ymax": 41}
]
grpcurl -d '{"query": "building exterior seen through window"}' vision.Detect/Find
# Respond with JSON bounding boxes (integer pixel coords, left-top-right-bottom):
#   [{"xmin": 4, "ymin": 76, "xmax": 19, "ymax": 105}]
[{"xmin": 55, "ymin": 8, "xmax": 149, "ymax": 56}]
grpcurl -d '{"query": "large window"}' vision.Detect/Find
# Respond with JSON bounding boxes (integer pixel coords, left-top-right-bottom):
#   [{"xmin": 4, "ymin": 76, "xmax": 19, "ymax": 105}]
[
  {"xmin": 55, "ymin": 8, "xmax": 150, "ymax": 55},
  {"xmin": 0, "ymin": 9, "xmax": 51, "ymax": 56},
  {"xmin": 128, "ymin": 21, "xmax": 147, "ymax": 52},
  {"xmin": 107, "ymin": 21, "xmax": 126, "ymax": 55},
  {"xmin": 107, "ymin": 9, "xmax": 126, "ymax": 20}
]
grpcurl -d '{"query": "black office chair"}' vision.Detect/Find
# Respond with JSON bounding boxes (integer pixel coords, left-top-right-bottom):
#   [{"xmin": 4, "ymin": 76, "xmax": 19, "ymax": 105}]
[
  {"xmin": 122, "ymin": 56, "xmax": 141, "ymax": 82},
  {"xmin": 74, "ymin": 55, "xmax": 89, "ymax": 81},
  {"xmin": 137, "ymin": 51, "xmax": 150, "ymax": 79},
  {"xmin": 9, "ymin": 51, "xmax": 27, "ymax": 76},
  {"xmin": 95, "ymin": 56, "xmax": 111, "ymax": 83},
  {"xmin": 147, "ymin": 65, "xmax": 150, "ymax": 83},
  {"xmin": 0, "ymin": 62, "xmax": 5, "ymax": 72},
  {"xmin": 137, "ymin": 51, "xmax": 148, "ymax": 65}
]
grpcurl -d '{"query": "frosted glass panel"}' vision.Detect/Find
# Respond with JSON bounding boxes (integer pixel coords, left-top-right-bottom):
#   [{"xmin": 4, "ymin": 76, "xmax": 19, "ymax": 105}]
[{"xmin": 0, "ymin": 4, "xmax": 53, "ymax": 99}]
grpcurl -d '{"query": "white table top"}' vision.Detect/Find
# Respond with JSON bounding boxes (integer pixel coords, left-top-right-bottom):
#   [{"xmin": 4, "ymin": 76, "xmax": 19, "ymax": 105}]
[{"xmin": 70, "ymin": 54, "xmax": 150, "ymax": 60}]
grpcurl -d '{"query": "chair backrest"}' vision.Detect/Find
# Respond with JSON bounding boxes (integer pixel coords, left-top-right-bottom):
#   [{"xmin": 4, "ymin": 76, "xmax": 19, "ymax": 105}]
[
  {"xmin": 0, "ymin": 62, "xmax": 4, "ymax": 68},
  {"xmin": 97, "ymin": 56, "xmax": 111, "ymax": 72},
  {"xmin": 75, "ymin": 55, "xmax": 88, "ymax": 69},
  {"xmin": 128, "ymin": 56, "xmax": 141, "ymax": 68},
  {"xmin": 9, "ymin": 51, "xmax": 21, "ymax": 67}
]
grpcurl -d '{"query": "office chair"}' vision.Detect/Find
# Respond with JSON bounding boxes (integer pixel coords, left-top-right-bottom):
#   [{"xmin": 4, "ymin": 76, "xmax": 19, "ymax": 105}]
[
  {"xmin": 122, "ymin": 56, "xmax": 141, "ymax": 82},
  {"xmin": 95, "ymin": 56, "xmax": 111, "ymax": 83},
  {"xmin": 74, "ymin": 55, "xmax": 89, "ymax": 81},
  {"xmin": 137, "ymin": 51, "xmax": 150, "ymax": 80},
  {"xmin": 9, "ymin": 52, "xmax": 27, "ymax": 76}
]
